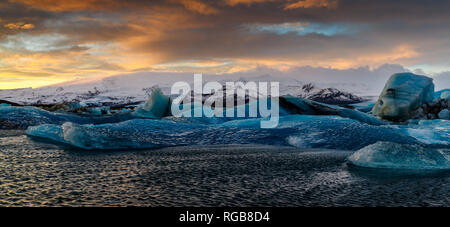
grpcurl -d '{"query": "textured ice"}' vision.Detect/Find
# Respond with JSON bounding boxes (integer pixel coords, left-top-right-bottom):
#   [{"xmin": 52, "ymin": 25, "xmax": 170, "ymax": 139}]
[
  {"xmin": 441, "ymin": 91, "xmax": 450, "ymax": 101},
  {"xmin": 435, "ymin": 89, "xmax": 450, "ymax": 100},
  {"xmin": 349, "ymin": 100, "xmax": 376, "ymax": 113},
  {"xmin": 392, "ymin": 120, "xmax": 450, "ymax": 145},
  {"xmin": 280, "ymin": 96, "xmax": 386, "ymax": 125},
  {"xmin": 27, "ymin": 115, "xmax": 418, "ymax": 150},
  {"xmin": 348, "ymin": 142, "xmax": 450, "ymax": 169},
  {"xmin": 0, "ymin": 105, "xmax": 133, "ymax": 129},
  {"xmin": 133, "ymin": 88, "xmax": 171, "ymax": 118},
  {"xmin": 438, "ymin": 109, "xmax": 450, "ymax": 120},
  {"xmin": 27, "ymin": 120, "xmax": 285, "ymax": 150},
  {"xmin": 372, "ymin": 73, "xmax": 435, "ymax": 121}
]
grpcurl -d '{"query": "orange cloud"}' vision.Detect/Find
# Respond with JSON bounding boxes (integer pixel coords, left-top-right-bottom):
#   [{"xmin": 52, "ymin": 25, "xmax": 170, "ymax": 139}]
[
  {"xmin": 4, "ymin": 22, "xmax": 35, "ymax": 29},
  {"xmin": 10, "ymin": 0, "xmax": 219, "ymax": 15},
  {"xmin": 225, "ymin": 0, "xmax": 274, "ymax": 6},
  {"xmin": 173, "ymin": 0, "xmax": 219, "ymax": 15},
  {"xmin": 8, "ymin": 0, "xmax": 123, "ymax": 12},
  {"xmin": 1, "ymin": 0, "xmax": 447, "ymax": 90},
  {"xmin": 284, "ymin": 0, "xmax": 338, "ymax": 9}
]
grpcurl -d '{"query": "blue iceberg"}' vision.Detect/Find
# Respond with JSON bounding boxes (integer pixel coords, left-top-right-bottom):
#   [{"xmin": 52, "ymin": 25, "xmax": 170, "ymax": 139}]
[
  {"xmin": 0, "ymin": 105, "xmax": 133, "ymax": 129},
  {"xmin": 349, "ymin": 100, "xmax": 376, "ymax": 113},
  {"xmin": 27, "ymin": 115, "xmax": 418, "ymax": 150},
  {"xmin": 372, "ymin": 73, "xmax": 435, "ymax": 121},
  {"xmin": 435, "ymin": 89, "xmax": 450, "ymax": 100},
  {"xmin": 348, "ymin": 142, "xmax": 450, "ymax": 170},
  {"xmin": 280, "ymin": 96, "xmax": 387, "ymax": 126},
  {"xmin": 391, "ymin": 120, "xmax": 450, "ymax": 146},
  {"xmin": 133, "ymin": 88, "xmax": 171, "ymax": 118}
]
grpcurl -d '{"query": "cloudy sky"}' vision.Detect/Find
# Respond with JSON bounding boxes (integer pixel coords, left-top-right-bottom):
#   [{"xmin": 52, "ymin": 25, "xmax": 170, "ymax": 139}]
[{"xmin": 1, "ymin": 0, "xmax": 450, "ymax": 89}]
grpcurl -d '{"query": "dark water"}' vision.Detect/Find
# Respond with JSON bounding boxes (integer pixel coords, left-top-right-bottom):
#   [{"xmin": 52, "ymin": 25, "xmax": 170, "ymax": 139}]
[{"xmin": 1, "ymin": 130, "xmax": 450, "ymax": 207}]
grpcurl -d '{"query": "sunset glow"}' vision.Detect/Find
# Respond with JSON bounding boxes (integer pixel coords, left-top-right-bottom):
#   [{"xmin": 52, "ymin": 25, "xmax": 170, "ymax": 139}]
[{"xmin": 1, "ymin": 0, "xmax": 450, "ymax": 88}]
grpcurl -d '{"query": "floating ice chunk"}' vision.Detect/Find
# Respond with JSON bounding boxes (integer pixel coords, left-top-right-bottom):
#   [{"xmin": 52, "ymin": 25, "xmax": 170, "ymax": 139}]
[
  {"xmin": 170, "ymin": 99, "xmax": 289, "ymax": 125},
  {"xmin": 26, "ymin": 119, "xmax": 289, "ymax": 150},
  {"xmin": 0, "ymin": 105, "xmax": 134, "ymax": 129},
  {"xmin": 438, "ymin": 109, "xmax": 450, "ymax": 120},
  {"xmin": 26, "ymin": 124, "xmax": 65, "ymax": 143},
  {"xmin": 280, "ymin": 96, "xmax": 386, "ymax": 125},
  {"xmin": 0, "ymin": 106, "xmax": 86, "ymax": 129},
  {"xmin": 348, "ymin": 142, "xmax": 450, "ymax": 169},
  {"xmin": 435, "ymin": 89, "xmax": 450, "ymax": 100},
  {"xmin": 133, "ymin": 88, "xmax": 171, "ymax": 118},
  {"xmin": 349, "ymin": 100, "xmax": 376, "ymax": 113},
  {"xmin": 269, "ymin": 115, "xmax": 414, "ymax": 150},
  {"xmin": 391, "ymin": 120, "xmax": 450, "ymax": 145},
  {"xmin": 372, "ymin": 73, "xmax": 435, "ymax": 121},
  {"xmin": 441, "ymin": 91, "xmax": 450, "ymax": 101},
  {"xmin": 86, "ymin": 107, "xmax": 107, "ymax": 116},
  {"xmin": 26, "ymin": 115, "xmax": 419, "ymax": 150}
]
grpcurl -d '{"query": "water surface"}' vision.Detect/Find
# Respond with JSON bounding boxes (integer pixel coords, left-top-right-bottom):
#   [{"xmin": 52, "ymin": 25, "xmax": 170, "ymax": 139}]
[{"xmin": 1, "ymin": 130, "xmax": 450, "ymax": 207}]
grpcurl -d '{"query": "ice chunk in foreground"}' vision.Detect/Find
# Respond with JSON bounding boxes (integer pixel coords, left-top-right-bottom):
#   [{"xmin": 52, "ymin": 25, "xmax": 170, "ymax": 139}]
[
  {"xmin": 348, "ymin": 142, "xmax": 450, "ymax": 169},
  {"xmin": 27, "ymin": 115, "xmax": 418, "ymax": 150},
  {"xmin": 27, "ymin": 120, "xmax": 285, "ymax": 150},
  {"xmin": 372, "ymin": 73, "xmax": 434, "ymax": 121}
]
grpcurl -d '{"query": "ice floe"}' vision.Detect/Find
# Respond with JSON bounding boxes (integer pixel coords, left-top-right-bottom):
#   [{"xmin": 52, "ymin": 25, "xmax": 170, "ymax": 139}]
[
  {"xmin": 26, "ymin": 115, "xmax": 418, "ymax": 150},
  {"xmin": 348, "ymin": 142, "xmax": 450, "ymax": 170}
]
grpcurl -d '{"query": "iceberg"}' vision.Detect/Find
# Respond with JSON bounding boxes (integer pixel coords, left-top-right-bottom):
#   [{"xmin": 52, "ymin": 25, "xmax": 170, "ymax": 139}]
[
  {"xmin": 27, "ymin": 115, "xmax": 418, "ymax": 150},
  {"xmin": 133, "ymin": 88, "xmax": 171, "ymax": 118},
  {"xmin": 348, "ymin": 142, "xmax": 450, "ymax": 170},
  {"xmin": 438, "ymin": 109, "xmax": 450, "ymax": 120},
  {"xmin": 372, "ymin": 73, "xmax": 435, "ymax": 121},
  {"xmin": 441, "ymin": 91, "xmax": 450, "ymax": 101},
  {"xmin": 0, "ymin": 105, "xmax": 133, "ymax": 129},
  {"xmin": 280, "ymin": 96, "xmax": 387, "ymax": 125},
  {"xmin": 27, "ymin": 119, "xmax": 289, "ymax": 150},
  {"xmin": 391, "ymin": 119, "xmax": 450, "ymax": 145},
  {"xmin": 348, "ymin": 100, "xmax": 376, "ymax": 113},
  {"xmin": 435, "ymin": 89, "xmax": 450, "ymax": 100}
]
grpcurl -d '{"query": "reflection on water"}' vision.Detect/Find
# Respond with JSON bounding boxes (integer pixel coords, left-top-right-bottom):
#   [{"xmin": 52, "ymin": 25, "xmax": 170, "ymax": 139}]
[{"xmin": 1, "ymin": 130, "xmax": 450, "ymax": 207}]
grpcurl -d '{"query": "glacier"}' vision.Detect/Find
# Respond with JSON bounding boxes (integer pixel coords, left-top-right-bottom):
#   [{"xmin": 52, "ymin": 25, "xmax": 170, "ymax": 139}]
[
  {"xmin": 348, "ymin": 142, "xmax": 450, "ymax": 170},
  {"xmin": 26, "ymin": 115, "xmax": 418, "ymax": 150}
]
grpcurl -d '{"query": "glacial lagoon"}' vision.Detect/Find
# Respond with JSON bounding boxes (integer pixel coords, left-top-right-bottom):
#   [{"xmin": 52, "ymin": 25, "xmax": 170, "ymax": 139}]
[{"xmin": 2, "ymin": 131, "xmax": 450, "ymax": 207}]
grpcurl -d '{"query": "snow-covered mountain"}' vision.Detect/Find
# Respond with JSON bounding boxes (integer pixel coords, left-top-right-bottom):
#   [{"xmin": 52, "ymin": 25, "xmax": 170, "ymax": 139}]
[
  {"xmin": 0, "ymin": 72, "xmax": 370, "ymax": 106},
  {"xmin": 295, "ymin": 83, "xmax": 364, "ymax": 104}
]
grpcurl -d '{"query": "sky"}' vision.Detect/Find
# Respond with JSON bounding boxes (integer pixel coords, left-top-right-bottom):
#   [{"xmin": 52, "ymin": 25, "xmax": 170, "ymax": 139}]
[{"xmin": 1, "ymin": 0, "xmax": 450, "ymax": 89}]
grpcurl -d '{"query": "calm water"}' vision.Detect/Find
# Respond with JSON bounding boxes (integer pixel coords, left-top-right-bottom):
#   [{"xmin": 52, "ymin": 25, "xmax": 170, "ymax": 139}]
[{"xmin": 1, "ymin": 129, "xmax": 450, "ymax": 207}]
